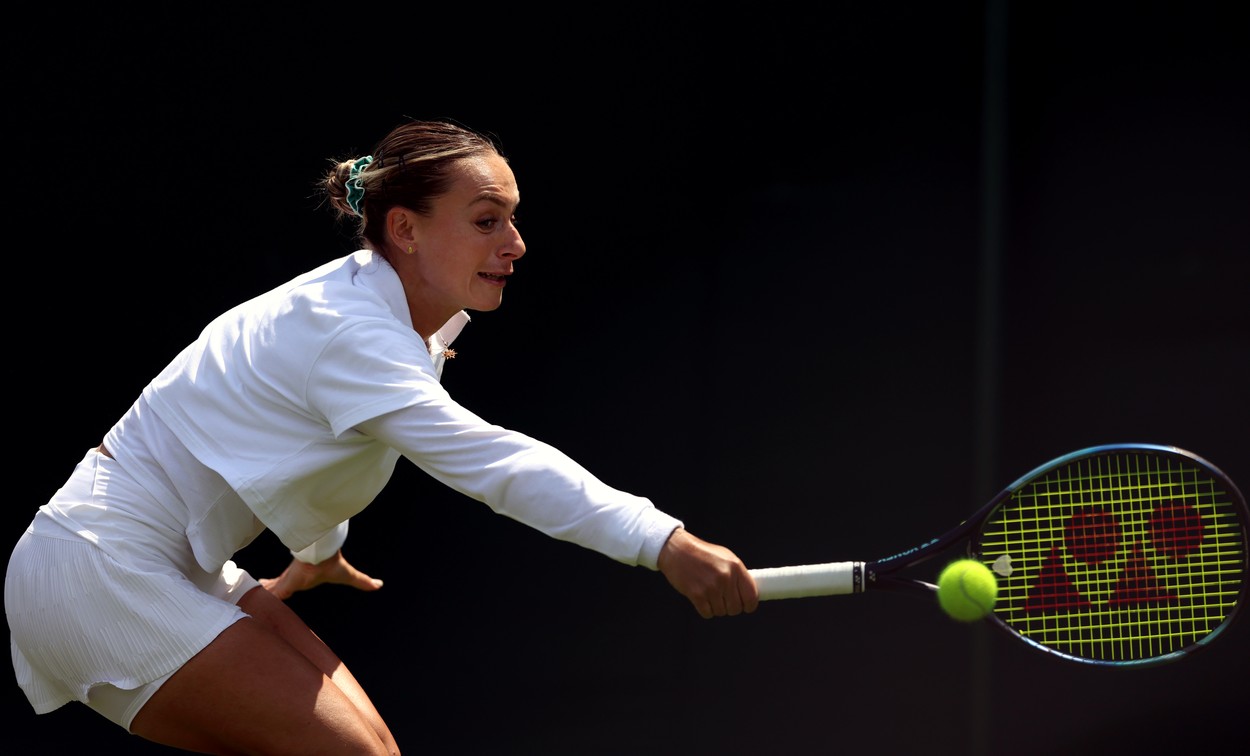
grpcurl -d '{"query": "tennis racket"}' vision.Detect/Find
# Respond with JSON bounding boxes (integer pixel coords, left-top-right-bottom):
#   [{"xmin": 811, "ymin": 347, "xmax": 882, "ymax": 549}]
[{"xmin": 750, "ymin": 443, "xmax": 1248, "ymax": 667}]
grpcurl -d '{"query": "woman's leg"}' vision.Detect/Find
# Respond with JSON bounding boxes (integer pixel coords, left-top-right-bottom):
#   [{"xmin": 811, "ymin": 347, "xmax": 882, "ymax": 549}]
[{"xmin": 130, "ymin": 586, "xmax": 399, "ymax": 755}]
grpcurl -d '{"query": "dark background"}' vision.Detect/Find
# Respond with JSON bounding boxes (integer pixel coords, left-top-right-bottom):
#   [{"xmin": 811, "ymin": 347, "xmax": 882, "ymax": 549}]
[{"xmin": 7, "ymin": 2, "xmax": 1248, "ymax": 754}]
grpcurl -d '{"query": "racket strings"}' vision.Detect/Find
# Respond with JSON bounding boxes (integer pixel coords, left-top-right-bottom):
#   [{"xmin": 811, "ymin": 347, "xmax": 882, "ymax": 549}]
[{"xmin": 977, "ymin": 450, "xmax": 1247, "ymax": 664}]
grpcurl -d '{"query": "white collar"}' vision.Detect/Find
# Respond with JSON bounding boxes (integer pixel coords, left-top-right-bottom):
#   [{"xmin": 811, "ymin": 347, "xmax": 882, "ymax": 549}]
[{"xmin": 350, "ymin": 250, "xmax": 471, "ymax": 375}]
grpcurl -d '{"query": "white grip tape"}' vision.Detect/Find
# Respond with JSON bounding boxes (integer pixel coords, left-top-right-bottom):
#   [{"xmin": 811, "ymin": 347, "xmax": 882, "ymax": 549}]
[{"xmin": 750, "ymin": 561, "xmax": 863, "ymax": 600}]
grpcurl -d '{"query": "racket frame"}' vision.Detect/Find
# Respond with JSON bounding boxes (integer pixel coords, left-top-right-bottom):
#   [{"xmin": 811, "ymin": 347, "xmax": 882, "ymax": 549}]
[{"xmin": 750, "ymin": 443, "xmax": 1249, "ymax": 667}]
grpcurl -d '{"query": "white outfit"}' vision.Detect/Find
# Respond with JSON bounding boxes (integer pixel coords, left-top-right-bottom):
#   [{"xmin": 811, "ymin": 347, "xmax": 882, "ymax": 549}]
[{"xmin": 5, "ymin": 249, "xmax": 682, "ymax": 728}]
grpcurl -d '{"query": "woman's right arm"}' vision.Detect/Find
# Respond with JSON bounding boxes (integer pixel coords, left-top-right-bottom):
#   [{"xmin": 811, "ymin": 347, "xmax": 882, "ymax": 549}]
[
  {"xmin": 657, "ymin": 527, "xmax": 759, "ymax": 618},
  {"xmin": 358, "ymin": 400, "xmax": 681, "ymax": 569}
]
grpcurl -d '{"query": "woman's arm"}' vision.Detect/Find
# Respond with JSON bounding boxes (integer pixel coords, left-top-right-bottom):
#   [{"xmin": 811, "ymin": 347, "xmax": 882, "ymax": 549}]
[{"xmin": 657, "ymin": 527, "xmax": 759, "ymax": 618}]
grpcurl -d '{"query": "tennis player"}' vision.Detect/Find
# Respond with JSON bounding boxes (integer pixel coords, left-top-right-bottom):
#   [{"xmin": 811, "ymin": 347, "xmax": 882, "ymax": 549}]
[{"xmin": 4, "ymin": 119, "xmax": 759, "ymax": 754}]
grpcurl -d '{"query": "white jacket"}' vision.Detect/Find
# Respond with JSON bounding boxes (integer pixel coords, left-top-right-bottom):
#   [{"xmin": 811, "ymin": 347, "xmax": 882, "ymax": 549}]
[{"xmin": 106, "ymin": 250, "xmax": 679, "ymax": 573}]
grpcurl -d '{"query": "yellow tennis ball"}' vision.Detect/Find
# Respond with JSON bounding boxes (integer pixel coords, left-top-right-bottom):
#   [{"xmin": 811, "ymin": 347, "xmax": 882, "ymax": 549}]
[{"xmin": 936, "ymin": 559, "xmax": 998, "ymax": 622}]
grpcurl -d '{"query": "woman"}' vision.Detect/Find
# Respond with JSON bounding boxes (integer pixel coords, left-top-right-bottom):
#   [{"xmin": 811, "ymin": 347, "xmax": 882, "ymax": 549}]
[{"xmin": 5, "ymin": 119, "xmax": 758, "ymax": 754}]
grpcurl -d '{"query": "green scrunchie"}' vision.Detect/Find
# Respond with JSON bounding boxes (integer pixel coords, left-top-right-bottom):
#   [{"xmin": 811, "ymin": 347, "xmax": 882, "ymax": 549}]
[{"xmin": 346, "ymin": 155, "xmax": 374, "ymax": 216}]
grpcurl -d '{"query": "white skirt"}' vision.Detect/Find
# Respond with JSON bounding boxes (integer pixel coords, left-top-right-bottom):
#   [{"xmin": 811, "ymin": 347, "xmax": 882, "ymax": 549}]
[{"xmin": 4, "ymin": 448, "xmax": 259, "ymax": 716}]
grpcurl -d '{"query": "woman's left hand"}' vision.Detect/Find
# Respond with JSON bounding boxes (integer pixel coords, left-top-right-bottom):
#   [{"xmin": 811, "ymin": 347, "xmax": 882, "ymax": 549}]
[{"xmin": 259, "ymin": 550, "xmax": 384, "ymax": 600}]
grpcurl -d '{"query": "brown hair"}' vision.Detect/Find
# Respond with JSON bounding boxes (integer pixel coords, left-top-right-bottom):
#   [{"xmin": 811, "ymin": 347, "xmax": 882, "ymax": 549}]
[{"xmin": 322, "ymin": 119, "xmax": 504, "ymax": 259}]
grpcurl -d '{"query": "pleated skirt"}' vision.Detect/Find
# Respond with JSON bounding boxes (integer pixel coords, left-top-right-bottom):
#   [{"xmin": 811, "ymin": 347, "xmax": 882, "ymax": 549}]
[{"xmin": 4, "ymin": 448, "xmax": 259, "ymax": 715}]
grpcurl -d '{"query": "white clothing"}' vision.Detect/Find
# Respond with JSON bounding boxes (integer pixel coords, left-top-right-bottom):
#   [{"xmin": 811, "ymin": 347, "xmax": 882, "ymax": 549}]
[
  {"xmin": 5, "ymin": 249, "xmax": 682, "ymax": 721},
  {"xmin": 5, "ymin": 449, "xmax": 259, "ymax": 723}
]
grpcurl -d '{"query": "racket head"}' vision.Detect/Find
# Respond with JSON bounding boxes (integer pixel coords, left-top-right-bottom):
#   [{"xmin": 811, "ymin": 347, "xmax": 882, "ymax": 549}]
[{"xmin": 970, "ymin": 443, "xmax": 1248, "ymax": 667}]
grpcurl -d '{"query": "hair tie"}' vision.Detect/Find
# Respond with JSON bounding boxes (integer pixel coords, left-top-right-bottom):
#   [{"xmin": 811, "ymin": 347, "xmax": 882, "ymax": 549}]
[{"xmin": 346, "ymin": 155, "xmax": 374, "ymax": 216}]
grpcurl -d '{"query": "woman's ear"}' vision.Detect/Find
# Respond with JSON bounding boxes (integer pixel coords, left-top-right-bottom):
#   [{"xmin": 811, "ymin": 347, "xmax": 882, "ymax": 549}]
[{"xmin": 387, "ymin": 207, "xmax": 419, "ymax": 249}]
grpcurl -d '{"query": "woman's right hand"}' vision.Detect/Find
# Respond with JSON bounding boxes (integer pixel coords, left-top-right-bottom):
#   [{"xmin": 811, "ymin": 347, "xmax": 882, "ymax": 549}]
[{"xmin": 656, "ymin": 528, "xmax": 759, "ymax": 619}]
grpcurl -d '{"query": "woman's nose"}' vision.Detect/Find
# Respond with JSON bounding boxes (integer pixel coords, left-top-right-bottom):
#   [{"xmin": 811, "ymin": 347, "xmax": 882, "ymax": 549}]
[{"xmin": 500, "ymin": 227, "xmax": 525, "ymax": 259}]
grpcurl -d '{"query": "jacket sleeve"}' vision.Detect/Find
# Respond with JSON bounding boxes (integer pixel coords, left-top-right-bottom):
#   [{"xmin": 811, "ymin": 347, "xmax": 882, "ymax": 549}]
[
  {"xmin": 289, "ymin": 520, "xmax": 349, "ymax": 563},
  {"xmin": 356, "ymin": 402, "xmax": 682, "ymax": 569}
]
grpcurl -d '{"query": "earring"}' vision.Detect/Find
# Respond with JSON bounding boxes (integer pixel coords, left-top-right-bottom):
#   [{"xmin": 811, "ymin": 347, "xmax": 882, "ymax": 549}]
[{"xmin": 406, "ymin": 245, "xmax": 415, "ymax": 255}]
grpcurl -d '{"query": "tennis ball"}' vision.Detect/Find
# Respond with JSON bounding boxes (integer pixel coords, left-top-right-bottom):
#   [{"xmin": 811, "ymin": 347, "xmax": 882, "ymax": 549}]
[{"xmin": 936, "ymin": 559, "xmax": 998, "ymax": 622}]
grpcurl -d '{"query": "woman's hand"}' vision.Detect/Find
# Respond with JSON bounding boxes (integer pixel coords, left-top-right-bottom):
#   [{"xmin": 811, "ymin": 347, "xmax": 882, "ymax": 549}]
[
  {"xmin": 657, "ymin": 528, "xmax": 759, "ymax": 619},
  {"xmin": 260, "ymin": 550, "xmax": 384, "ymax": 600}
]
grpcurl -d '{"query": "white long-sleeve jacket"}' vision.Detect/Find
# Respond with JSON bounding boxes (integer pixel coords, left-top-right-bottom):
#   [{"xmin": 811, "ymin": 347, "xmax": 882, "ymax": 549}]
[{"xmin": 104, "ymin": 249, "xmax": 681, "ymax": 574}]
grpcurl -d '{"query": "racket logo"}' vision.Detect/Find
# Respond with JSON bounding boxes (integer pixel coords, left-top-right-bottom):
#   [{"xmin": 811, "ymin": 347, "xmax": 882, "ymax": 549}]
[{"xmin": 1022, "ymin": 501, "xmax": 1204, "ymax": 613}]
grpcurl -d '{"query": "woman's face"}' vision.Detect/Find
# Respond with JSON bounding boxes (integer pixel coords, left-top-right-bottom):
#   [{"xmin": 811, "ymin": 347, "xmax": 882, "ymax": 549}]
[{"xmin": 399, "ymin": 153, "xmax": 525, "ymax": 333}]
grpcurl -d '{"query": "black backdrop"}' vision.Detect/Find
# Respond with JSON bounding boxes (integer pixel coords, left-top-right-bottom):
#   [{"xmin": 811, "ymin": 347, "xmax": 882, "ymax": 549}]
[{"xmin": 7, "ymin": 3, "xmax": 1248, "ymax": 754}]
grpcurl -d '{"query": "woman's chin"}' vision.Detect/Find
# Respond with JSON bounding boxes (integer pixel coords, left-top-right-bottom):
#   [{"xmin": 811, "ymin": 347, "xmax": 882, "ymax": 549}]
[{"xmin": 467, "ymin": 297, "xmax": 504, "ymax": 313}]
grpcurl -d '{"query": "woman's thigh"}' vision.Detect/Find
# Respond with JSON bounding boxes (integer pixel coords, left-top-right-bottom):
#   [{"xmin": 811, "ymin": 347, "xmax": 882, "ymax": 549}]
[
  {"xmin": 131, "ymin": 586, "xmax": 397, "ymax": 755},
  {"xmin": 237, "ymin": 584, "xmax": 396, "ymax": 743}
]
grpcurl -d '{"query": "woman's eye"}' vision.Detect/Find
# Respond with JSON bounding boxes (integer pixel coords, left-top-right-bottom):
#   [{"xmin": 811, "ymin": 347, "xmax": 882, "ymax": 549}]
[{"xmin": 475, "ymin": 214, "xmax": 517, "ymax": 232}]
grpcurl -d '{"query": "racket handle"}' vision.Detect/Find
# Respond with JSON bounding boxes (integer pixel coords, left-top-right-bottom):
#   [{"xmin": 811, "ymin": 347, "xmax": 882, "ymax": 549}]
[{"xmin": 750, "ymin": 561, "xmax": 864, "ymax": 600}]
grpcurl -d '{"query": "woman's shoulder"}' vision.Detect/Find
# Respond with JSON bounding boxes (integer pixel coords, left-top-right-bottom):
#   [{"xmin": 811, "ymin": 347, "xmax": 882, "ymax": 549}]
[{"xmin": 266, "ymin": 251, "xmax": 403, "ymax": 325}]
